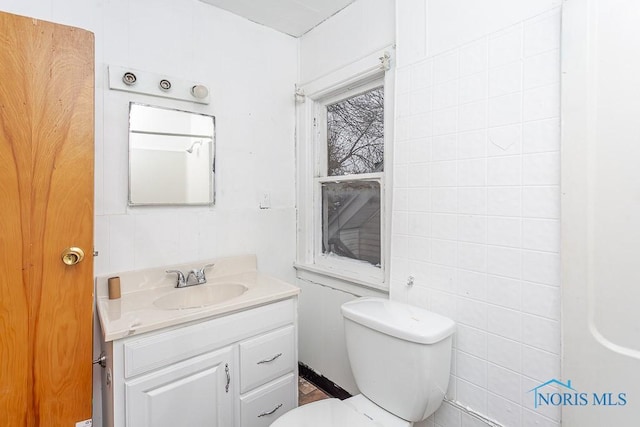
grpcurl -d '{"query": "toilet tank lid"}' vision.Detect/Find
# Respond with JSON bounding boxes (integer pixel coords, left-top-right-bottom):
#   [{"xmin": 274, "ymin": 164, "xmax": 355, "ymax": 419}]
[{"xmin": 341, "ymin": 297, "xmax": 456, "ymax": 344}]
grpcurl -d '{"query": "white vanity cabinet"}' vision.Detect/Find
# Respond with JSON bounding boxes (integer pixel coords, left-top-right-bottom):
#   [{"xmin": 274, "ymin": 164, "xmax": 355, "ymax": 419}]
[{"xmin": 102, "ymin": 298, "xmax": 298, "ymax": 427}]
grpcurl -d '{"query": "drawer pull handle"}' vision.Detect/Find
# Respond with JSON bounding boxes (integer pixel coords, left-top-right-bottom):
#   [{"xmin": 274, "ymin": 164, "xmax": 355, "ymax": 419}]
[
  {"xmin": 257, "ymin": 353, "xmax": 282, "ymax": 365},
  {"xmin": 225, "ymin": 363, "xmax": 230, "ymax": 393},
  {"xmin": 258, "ymin": 403, "xmax": 283, "ymax": 417}
]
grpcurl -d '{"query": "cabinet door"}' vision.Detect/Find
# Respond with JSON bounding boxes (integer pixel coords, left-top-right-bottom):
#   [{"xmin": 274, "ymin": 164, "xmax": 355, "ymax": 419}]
[
  {"xmin": 0, "ymin": 10, "xmax": 94, "ymax": 427},
  {"xmin": 125, "ymin": 347, "xmax": 234, "ymax": 427}
]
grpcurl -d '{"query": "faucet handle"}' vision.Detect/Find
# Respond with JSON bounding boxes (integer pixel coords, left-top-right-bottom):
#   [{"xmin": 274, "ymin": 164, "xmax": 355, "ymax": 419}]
[
  {"xmin": 193, "ymin": 263, "xmax": 215, "ymax": 283},
  {"xmin": 166, "ymin": 270, "xmax": 186, "ymax": 288},
  {"xmin": 200, "ymin": 263, "xmax": 215, "ymax": 273}
]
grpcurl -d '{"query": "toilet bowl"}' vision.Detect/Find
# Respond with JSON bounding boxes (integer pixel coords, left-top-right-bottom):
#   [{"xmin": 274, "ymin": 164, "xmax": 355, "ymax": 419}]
[
  {"xmin": 271, "ymin": 297, "xmax": 456, "ymax": 427},
  {"xmin": 271, "ymin": 395, "xmax": 411, "ymax": 427}
]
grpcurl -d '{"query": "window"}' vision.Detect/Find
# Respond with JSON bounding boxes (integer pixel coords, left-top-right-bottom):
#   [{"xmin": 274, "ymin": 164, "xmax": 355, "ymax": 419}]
[
  {"xmin": 295, "ymin": 48, "xmax": 394, "ymax": 290},
  {"xmin": 320, "ymin": 86, "xmax": 384, "ymax": 267}
]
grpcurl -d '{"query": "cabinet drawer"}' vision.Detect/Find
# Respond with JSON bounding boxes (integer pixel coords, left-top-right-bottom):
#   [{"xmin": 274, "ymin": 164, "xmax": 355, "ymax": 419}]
[
  {"xmin": 240, "ymin": 325, "xmax": 295, "ymax": 392},
  {"xmin": 123, "ymin": 298, "xmax": 294, "ymax": 378},
  {"xmin": 240, "ymin": 373, "xmax": 296, "ymax": 427}
]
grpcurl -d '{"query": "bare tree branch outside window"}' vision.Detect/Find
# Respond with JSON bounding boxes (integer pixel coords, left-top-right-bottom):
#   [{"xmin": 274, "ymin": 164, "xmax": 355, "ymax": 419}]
[{"xmin": 327, "ymin": 86, "xmax": 384, "ymax": 176}]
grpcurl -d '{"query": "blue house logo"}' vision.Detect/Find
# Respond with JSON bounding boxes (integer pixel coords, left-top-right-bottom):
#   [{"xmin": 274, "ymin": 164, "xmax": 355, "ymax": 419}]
[
  {"xmin": 528, "ymin": 379, "xmax": 627, "ymax": 408},
  {"xmin": 528, "ymin": 379, "xmax": 577, "ymax": 408}
]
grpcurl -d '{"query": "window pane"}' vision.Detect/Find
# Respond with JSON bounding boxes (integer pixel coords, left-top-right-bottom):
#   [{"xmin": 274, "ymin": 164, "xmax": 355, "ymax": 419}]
[
  {"xmin": 326, "ymin": 87, "xmax": 384, "ymax": 176},
  {"xmin": 321, "ymin": 181, "xmax": 381, "ymax": 266}
]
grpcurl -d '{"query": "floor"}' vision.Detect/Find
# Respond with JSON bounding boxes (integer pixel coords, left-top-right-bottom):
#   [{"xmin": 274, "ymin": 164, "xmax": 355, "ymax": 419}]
[{"xmin": 298, "ymin": 376, "xmax": 331, "ymax": 406}]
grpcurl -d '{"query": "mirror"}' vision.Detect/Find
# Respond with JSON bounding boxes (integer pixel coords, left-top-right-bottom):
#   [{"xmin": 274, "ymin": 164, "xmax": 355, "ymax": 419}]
[{"xmin": 128, "ymin": 103, "xmax": 215, "ymax": 206}]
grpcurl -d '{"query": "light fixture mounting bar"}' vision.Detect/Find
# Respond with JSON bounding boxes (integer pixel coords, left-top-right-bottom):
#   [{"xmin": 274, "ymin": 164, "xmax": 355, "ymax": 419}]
[{"xmin": 108, "ymin": 65, "xmax": 210, "ymax": 105}]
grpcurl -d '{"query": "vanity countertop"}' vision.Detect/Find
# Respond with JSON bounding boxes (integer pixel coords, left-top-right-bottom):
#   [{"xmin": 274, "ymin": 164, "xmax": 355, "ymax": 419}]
[{"xmin": 96, "ymin": 255, "xmax": 299, "ymax": 342}]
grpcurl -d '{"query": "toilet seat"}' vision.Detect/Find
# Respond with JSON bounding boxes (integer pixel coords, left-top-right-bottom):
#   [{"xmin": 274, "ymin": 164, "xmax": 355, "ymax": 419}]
[{"xmin": 270, "ymin": 398, "xmax": 382, "ymax": 427}]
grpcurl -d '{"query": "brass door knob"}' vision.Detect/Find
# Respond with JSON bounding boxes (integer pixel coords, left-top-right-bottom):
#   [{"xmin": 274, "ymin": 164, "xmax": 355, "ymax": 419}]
[{"xmin": 61, "ymin": 247, "xmax": 85, "ymax": 265}]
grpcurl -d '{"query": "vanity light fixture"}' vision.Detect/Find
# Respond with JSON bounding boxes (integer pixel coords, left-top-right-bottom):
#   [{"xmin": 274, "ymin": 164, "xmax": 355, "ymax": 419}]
[
  {"xmin": 159, "ymin": 79, "xmax": 172, "ymax": 91},
  {"xmin": 109, "ymin": 65, "xmax": 210, "ymax": 104},
  {"xmin": 191, "ymin": 84, "xmax": 209, "ymax": 100}
]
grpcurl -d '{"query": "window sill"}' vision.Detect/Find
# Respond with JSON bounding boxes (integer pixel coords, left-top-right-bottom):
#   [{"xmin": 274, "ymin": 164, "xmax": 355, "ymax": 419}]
[{"xmin": 293, "ymin": 263, "xmax": 389, "ymax": 297}]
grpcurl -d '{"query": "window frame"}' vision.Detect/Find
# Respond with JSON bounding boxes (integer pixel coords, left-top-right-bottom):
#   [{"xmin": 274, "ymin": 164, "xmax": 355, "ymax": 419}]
[{"xmin": 295, "ymin": 48, "xmax": 395, "ymax": 292}]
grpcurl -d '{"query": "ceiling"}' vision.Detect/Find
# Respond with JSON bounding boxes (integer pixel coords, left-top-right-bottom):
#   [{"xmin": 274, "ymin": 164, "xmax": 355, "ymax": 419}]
[{"xmin": 199, "ymin": 0, "xmax": 356, "ymax": 37}]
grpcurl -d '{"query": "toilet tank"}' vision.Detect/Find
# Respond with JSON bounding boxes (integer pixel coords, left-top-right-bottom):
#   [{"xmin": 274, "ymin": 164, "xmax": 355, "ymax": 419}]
[{"xmin": 341, "ymin": 298, "xmax": 456, "ymax": 422}]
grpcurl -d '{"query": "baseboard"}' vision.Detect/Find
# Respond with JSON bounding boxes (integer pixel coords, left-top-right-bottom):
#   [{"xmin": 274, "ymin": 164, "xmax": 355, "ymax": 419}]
[{"xmin": 298, "ymin": 362, "xmax": 352, "ymax": 401}]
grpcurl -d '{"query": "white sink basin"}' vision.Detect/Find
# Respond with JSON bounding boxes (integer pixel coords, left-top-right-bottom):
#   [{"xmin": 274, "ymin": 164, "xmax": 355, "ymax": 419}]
[{"xmin": 154, "ymin": 283, "xmax": 248, "ymax": 310}]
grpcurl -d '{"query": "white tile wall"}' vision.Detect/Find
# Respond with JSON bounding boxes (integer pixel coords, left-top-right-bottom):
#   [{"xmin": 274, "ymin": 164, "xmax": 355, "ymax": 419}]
[{"xmin": 393, "ymin": 7, "xmax": 562, "ymax": 427}]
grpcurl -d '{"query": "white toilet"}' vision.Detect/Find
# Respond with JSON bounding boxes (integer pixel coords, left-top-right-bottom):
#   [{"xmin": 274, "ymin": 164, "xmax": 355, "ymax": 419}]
[{"xmin": 272, "ymin": 297, "xmax": 456, "ymax": 427}]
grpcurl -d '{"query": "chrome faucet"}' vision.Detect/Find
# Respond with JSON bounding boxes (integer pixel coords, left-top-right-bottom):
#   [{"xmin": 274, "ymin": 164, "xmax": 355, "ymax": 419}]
[
  {"xmin": 186, "ymin": 263, "xmax": 215, "ymax": 285},
  {"xmin": 166, "ymin": 263, "xmax": 214, "ymax": 288},
  {"xmin": 166, "ymin": 270, "xmax": 187, "ymax": 288}
]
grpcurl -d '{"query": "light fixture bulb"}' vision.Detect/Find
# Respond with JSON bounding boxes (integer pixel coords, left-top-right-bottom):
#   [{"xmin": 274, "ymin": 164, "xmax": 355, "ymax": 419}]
[
  {"xmin": 191, "ymin": 84, "xmax": 209, "ymax": 99},
  {"xmin": 159, "ymin": 79, "xmax": 172, "ymax": 91},
  {"xmin": 122, "ymin": 72, "xmax": 137, "ymax": 86}
]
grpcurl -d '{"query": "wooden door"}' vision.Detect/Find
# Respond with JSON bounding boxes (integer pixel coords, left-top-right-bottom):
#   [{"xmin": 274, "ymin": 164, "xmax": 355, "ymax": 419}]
[{"xmin": 0, "ymin": 11, "xmax": 94, "ymax": 426}]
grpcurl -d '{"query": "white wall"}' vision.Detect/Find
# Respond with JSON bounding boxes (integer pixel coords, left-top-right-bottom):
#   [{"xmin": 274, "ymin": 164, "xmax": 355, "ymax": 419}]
[
  {"xmin": 299, "ymin": 0, "xmax": 395, "ymax": 84},
  {"xmin": 393, "ymin": 2, "xmax": 562, "ymax": 426},
  {"xmin": 0, "ymin": 1, "xmax": 297, "ymax": 426},
  {"xmin": 295, "ymin": 0, "xmax": 395, "ymax": 395},
  {"xmin": 296, "ymin": 278, "xmax": 362, "ymax": 393},
  {"xmin": 96, "ymin": 1, "xmax": 298, "ymax": 282},
  {"xmin": 0, "ymin": 0, "xmax": 297, "ymax": 278}
]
